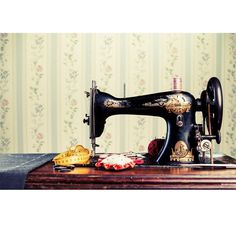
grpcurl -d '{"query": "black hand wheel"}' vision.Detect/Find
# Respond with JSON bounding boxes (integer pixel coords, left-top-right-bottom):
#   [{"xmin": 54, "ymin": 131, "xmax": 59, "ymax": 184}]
[{"xmin": 206, "ymin": 77, "xmax": 223, "ymax": 143}]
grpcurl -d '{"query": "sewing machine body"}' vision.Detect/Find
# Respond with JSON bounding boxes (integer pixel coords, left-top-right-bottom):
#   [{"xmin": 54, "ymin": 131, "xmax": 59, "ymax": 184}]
[
  {"xmin": 93, "ymin": 90, "xmax": 197, "ymax": 164},
  {"xmin": 84, "ymin": 78, "xmax": 223, "ymax": 165}
]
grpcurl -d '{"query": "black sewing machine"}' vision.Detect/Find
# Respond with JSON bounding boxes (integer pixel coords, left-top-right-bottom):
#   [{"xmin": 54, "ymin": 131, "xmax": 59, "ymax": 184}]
[{"xmin": 83, "ymin": 77, "xmax": 223, "ymax": 165}]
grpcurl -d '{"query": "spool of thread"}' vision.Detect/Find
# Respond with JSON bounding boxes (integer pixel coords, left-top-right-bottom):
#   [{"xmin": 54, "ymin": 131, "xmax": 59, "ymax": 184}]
[{"xmin": 172, "ymin": 77, "xmax": 182, "ymax": 91}]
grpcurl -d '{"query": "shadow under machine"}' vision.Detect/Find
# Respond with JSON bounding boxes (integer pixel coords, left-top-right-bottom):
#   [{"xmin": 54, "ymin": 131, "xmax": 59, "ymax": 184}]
[{"xmin": 83, "ymin": 77, "xmax": 223, "ymax": 165}]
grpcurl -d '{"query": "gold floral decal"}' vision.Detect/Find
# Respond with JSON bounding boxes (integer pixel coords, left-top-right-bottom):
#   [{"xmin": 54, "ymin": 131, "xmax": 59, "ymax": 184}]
[
  {"xmin": 170, "ymin": 141, "xmax": 194, "ymax": 162},
  {"xmin": 165, "ymin": 95, "xmax": 191, "ymax": 115},
  {"xmin": 104, "ymin": 100, "xmax": 121, "ymax": 108},
  {"xmin": 143, "ymin": 95, "xmax": 191, "ymax": 115},
  {"xmin": 104, "ymin": 99, "xmax": 128, "ymax": 108}
]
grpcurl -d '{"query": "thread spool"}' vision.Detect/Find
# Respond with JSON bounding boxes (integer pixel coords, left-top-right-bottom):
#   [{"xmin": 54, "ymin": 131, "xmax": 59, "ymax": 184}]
[{"xmin": 172, "ymin": 77, "xmax": 182, "ymax": 91}]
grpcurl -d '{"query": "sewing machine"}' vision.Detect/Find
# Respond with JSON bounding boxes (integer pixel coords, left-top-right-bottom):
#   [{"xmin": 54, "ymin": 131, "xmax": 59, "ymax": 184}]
[{"xmin": 83, "ymin": 77, "xmax": 223, "ymax": 165}]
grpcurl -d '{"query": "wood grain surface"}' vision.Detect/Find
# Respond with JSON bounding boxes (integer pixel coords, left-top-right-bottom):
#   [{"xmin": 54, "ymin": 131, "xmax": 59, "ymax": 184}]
[{"xmin": 25, "ymin": 156, "xmax": 236, "ymax": 189}]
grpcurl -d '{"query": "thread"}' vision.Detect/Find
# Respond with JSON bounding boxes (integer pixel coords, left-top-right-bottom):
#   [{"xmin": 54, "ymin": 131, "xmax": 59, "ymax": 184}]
[{"xmin": 172, "ymin": 77, "xmax": 182, "ymax": 91}]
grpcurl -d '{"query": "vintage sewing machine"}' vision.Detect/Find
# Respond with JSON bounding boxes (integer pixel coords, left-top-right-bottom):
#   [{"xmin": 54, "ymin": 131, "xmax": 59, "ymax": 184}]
[{"xmin": 83, "ymin": 77, "xmax": 223, "ymax": 165}]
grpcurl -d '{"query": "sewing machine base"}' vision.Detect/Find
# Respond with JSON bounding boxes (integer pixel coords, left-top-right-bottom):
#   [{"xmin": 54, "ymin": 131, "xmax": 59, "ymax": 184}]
[
  {"xmin": 26, "ymin": 154, "xmax": 236, "ymax": 189},
  {"xmin": 88, "ymin": 153, "xmax": 222, "ymax": 167}
]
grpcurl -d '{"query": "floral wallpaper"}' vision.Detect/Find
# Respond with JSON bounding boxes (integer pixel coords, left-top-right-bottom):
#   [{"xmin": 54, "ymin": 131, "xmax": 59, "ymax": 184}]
[
  {"xmin": 27, "ymin": 34, "xmax": 48, "ymax": 152},
  {"xmin": 61, "ymin": 34, "xmax": 81, "ymax": 149},
  {"xmin": 95, "ymin": 34, "xmax": 116, "ymax": 153},
  {"xmin": 0, "ymin": 33, "xmax": 10, "ymax": 152},
  {"xmin": 164, "ymin": 34, "xmax": 180, "ymax": 83},
  {"xmin": 224, "ymin": 34, "xmax": 236, "ymax": 156},
  {"xmin": 128, "ymin": 34, "xmax": 150, "ymax": 152},
  {"xmin": 0, "ymin": 33, "xmax": 235, "ymax": 158},
  {"xmin": 192, "ymin": 34, "xmax": 216, "ymax": 95}
]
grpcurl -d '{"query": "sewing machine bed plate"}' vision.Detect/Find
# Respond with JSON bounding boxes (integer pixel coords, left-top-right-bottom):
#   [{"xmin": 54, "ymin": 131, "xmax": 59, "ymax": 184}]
[
  {"xmin": 25, "ymin": 154, "xmax": 236, "ymax": 189},
  {"xmin": 89, "ymin": 153, "xmax": 236, "ymax": 168}
]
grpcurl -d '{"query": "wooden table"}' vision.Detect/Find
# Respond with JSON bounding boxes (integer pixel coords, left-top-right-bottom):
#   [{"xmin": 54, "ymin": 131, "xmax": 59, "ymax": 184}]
[{"xmin": 25, "ymin": 156, "xmax": 236, "ymax": 189}]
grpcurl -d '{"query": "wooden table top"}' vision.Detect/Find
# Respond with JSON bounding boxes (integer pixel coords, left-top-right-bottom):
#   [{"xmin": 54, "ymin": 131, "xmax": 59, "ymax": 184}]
[{"xmin": 25, "ymin": 155, "xmax": 236, "ymax": 189}]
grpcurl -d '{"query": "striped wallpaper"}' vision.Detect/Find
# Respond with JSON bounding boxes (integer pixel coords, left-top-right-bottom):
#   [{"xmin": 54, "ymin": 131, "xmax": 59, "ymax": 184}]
[{"xmin": 0, "ymin": 33, "xmax": 235, "ymax": 157}]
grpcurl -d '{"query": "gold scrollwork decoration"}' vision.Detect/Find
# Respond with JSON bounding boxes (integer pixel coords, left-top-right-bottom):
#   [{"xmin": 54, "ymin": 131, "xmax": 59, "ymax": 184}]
[
  {"xmin": 170, "ymin": 140, "xmax": 194, "ymax": 162},
  {"xmin": 104, "ymin": 99, "xmax": 125, "ymax": 108},
  {"xmin": 165, "ymin": 95, "xmax": 191, "ymax": 115},
  {"xmin": 143, "ymin": 95, "xmax": 191, "ymax": 115}
]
